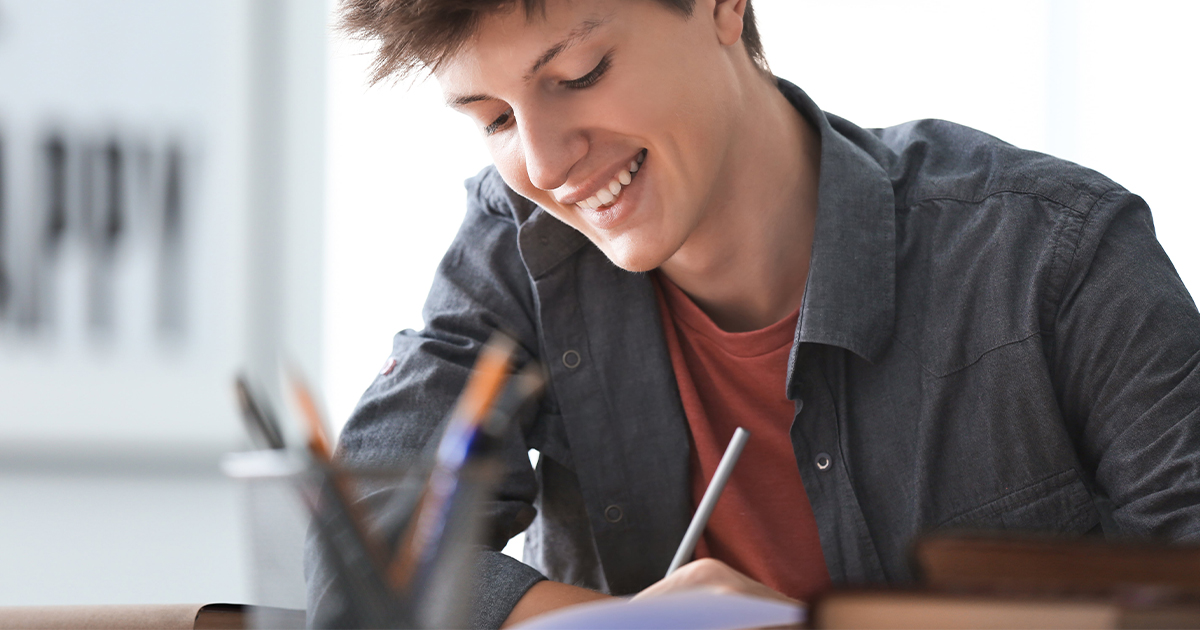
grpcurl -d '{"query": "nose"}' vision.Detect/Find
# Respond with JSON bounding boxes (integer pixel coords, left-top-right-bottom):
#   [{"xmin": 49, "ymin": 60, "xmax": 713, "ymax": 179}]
[{"xmin": 517, "ymin": 104, "xmax": 587, "ymax": 192}]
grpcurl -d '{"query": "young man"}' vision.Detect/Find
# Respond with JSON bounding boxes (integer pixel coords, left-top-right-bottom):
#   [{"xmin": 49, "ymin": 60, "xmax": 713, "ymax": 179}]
[{"xmin": 311, "ymin": 0, "xmax": 1200, "ymax": 627}]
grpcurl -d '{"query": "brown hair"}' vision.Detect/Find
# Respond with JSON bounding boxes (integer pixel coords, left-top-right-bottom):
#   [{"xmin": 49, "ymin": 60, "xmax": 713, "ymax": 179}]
[{"xmin": 339, "ymin": 0, "xmax": 768, "ymax": 84}]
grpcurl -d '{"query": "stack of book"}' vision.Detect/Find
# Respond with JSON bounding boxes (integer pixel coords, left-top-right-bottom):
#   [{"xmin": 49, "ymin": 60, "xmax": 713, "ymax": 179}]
[{"xmin": 813, "ymin": 533, "xmax": 1200, "ymax": 629}]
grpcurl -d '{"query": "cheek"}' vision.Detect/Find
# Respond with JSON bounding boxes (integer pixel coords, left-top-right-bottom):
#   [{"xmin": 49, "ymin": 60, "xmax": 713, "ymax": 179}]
[
  {"xmin": 605, "ymin": 71, "xmax": 718, "ymax": 186},
  {"xmin": 489, "ymin": 138, "xmax": 523, "ymax": 179},
  {"xmin": 592, "ymin": 67, "xmax": 672, "ymax": 139},
  {"xmin": 489, "ymin": 140, "xmax": 542, "ymax": 201}
]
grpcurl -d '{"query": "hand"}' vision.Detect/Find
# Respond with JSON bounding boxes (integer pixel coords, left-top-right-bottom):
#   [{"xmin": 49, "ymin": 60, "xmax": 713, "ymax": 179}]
[{"xmin": 633, "ymin": 558, "xmax": 800, "ymax": 604}]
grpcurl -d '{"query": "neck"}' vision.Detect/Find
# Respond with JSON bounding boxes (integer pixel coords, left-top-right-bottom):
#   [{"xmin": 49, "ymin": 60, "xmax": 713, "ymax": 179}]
[{"xmin": 659, "ymin": 75, "xmax": 821, "ymax": 333}]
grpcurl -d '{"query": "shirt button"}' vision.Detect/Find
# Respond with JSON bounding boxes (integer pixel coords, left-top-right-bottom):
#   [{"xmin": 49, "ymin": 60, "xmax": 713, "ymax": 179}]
[
  {"xmin": 604, "ymin": 505, "xmax": 623, "ymax": 523},
  {"xmin": 815, "ymin": 452, "xmax": 832, "ymax": 471},
  {"xmin": 562, "ymin": 349, "xmax": 581, "ymax": 369}
]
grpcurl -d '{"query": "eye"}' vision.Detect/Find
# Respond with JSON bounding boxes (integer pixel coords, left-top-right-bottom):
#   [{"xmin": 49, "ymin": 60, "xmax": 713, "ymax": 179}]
[
  {"xmin": 562, "ymin": 52, "xmax": 612, "ymax": 90},
  {"xmin": 485, "ymin": 109, "xmax": 513, "ymax": 136}
]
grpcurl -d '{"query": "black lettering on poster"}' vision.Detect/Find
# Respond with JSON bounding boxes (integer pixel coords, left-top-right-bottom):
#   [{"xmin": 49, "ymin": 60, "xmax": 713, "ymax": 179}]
[
  {"xmin": 158, "ymin": 142, "xmax": 185, "ymax": 335},
  {"xmin": 3, "ymin": 127, "xmax": 193, "ymax": 341},
  {"xmin": 86, "ymin": 139, "xmax": 123, "ymax": 332}
]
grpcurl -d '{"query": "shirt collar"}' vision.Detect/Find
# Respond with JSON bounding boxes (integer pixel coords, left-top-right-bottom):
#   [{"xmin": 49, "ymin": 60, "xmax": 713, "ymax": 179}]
[
  {"xmin": 776, "ymin": 79, "xmax": 897, "ymax": 392},
  {"xmin": 516, "ymin": 79, "xmax": 898, "ymax": 367},
  {"xmin": 510, "ymin": 177, "xmax": 590, "ymax": 280}
]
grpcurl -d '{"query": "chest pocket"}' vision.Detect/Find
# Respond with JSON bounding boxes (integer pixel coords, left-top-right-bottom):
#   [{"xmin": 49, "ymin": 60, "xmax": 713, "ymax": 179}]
[{"xmin": 938, "ymin": 469, "xmax": 1100, "ymax": 535}]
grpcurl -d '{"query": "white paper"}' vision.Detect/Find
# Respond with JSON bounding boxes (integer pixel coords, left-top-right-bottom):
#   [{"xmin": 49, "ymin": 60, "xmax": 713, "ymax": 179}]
[{"xmin": 513, "ymin": 591, "xmax": 804, "ymax": 630}]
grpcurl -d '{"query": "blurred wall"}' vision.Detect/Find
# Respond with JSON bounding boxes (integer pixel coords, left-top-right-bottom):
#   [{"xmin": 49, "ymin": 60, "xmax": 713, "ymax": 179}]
[{"xmin": 0, "ymin": 0, "xmax": 325, "ymax": 607}]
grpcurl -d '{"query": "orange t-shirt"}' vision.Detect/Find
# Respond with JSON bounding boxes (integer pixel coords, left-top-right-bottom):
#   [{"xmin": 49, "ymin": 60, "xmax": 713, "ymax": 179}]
[{"xmin": 653, "ymin": 272, "xmax": 830, "ymax": 601}]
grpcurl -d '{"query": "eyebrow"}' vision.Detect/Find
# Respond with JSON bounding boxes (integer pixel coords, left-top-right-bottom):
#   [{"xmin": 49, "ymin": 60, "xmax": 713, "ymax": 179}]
[
  {"xmin": 449, "ymin": 93, "xmax": 491, "ymax": 107},
  {"xmin": 446, "ymin": 17, "xmax": 610, "ymax": 108},
  {"xmin": 525, "ymin": 17, "xmax": 608, "ymax": 80}
]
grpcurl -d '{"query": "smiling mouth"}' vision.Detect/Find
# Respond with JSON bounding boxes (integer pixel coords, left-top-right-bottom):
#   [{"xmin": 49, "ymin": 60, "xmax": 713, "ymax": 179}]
[{"xmin": 576, "ymin": 149, "xmax": 647, "ymax": 210}]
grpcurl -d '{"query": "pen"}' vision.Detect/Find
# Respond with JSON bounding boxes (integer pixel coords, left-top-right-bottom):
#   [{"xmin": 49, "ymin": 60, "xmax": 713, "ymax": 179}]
[
  {"xmin": 289, "ymin": 371, "xmax": 391, "ymax": 600},
  {"xmin": 233, "ymin": 374, "xmax": 286, "ymax": 450},
  {"xmin": 290, "ymin": 369, "xmax": 334, "ymax": 460},
  {"xmin": 666, "ymin": 427, "xmax": 750, "ymax": 577},
  {"xmin": 388, "ymin": 334, "xmax": 518, "ymax": 591}
]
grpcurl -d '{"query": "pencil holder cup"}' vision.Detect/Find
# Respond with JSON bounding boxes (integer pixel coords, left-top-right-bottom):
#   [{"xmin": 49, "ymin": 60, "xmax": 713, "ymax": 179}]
[
  {"xmin": 222, "ymin": 450, "xmax": 313, "ymax": 629},
  {"xmin": 223, "ymin": 450, "xmax": 488, "ymax": 629}
]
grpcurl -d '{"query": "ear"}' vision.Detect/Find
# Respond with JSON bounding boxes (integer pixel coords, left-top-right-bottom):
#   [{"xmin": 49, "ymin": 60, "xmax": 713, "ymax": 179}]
[{"xmin": 713, "ymin": 0, "xmax": 748, "ymax": 47}]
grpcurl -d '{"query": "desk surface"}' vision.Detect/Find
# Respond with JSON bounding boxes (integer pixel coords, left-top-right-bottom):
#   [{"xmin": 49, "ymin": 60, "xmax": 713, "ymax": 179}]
[{"xmin": 0, "ymin": 603, "xmax": 305, "ymax": 630}]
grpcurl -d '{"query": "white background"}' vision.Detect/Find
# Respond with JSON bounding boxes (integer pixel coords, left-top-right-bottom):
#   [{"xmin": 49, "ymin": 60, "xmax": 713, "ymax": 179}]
[{"xmin": 325, "ymin": 0, "xmax": 1200, "ymax": 434}]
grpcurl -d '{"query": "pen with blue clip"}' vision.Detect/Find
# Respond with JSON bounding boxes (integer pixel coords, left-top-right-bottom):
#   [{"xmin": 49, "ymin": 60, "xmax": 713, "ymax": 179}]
[{"xmin": 388, "ymin": 334, "xmax": 534, "ymax": 592}]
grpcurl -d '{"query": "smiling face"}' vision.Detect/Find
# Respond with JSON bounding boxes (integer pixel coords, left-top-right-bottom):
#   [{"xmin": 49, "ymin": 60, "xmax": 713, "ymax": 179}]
[{"xmin": 437, "ymin": 0, "xmax": 753, "ymax": 272}]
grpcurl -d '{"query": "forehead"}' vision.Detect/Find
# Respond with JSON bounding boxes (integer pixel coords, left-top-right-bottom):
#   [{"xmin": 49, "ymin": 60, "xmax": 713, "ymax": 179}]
[
  {"xmin": 477, "ymin": 0, "xmax": 607, "ymax": 42},
  {"xmin": 436, "ymin": 0, "xmax": 617, "ymax": 84}
]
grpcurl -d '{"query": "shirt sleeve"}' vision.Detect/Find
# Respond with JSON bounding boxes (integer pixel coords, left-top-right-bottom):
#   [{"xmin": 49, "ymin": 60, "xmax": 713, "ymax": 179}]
[
  {"xmin": 1050, "ymin": 189, "xmax": 1200, "ymax": 539},
  {"xmin": 305, "ymin": 169, "xmax": 548, "ymax": 629}
]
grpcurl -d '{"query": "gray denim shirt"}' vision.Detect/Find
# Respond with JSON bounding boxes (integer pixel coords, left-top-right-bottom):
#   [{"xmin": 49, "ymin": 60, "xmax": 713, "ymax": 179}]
[{"xmin": 307, "ymin": 80, "xmax": 1200, "ymax": 629}]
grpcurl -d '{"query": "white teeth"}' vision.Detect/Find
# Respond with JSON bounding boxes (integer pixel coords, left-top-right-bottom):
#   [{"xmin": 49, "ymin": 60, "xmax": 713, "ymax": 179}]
[
  {"xmin": 636, "ymin": 151, "xmax": 645, "ymax": 164},
  {"xmin": 574, "ymin": 153, "xmax": 645, "ymax": 210}
]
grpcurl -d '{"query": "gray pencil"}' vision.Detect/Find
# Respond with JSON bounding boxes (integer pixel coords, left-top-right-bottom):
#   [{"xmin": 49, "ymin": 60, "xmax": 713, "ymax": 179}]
[{"xmin": 666, "ymin": 427, "xmax": 751, "ymax": 576}]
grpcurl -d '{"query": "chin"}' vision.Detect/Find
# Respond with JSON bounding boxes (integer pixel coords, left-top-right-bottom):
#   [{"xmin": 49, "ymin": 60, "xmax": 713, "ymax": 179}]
[
  {"xmin": 598, "ymin": 237, "xmax": 673, "ymax": 274},
  {"xmin": 609, "ymin": 257, "xmax": 660, "ymax": 274}
]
